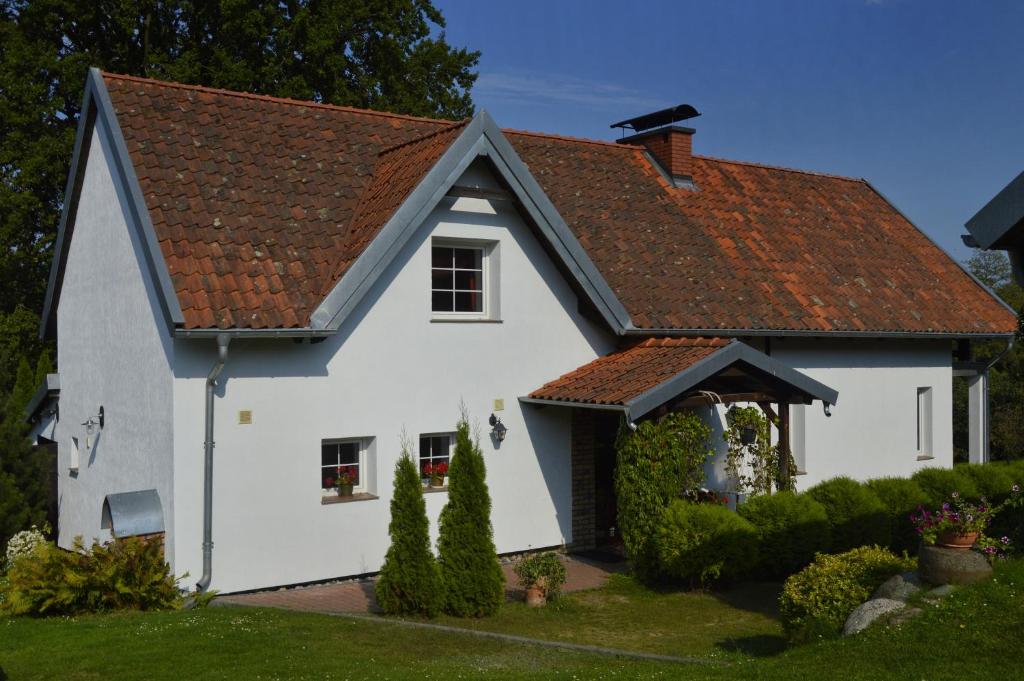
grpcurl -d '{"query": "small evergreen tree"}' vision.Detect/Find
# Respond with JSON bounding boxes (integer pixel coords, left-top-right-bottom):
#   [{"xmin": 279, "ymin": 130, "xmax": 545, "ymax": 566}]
[
  {"xmin": 437, "ymin": 418, "xmax": 504, "ymax": 617},
  {"xmin": 375, "ymin": 445, "xmax": 442, "ymax": 617}
]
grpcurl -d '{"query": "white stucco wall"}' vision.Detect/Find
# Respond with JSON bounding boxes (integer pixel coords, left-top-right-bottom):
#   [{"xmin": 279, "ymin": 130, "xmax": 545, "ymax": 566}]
[
  {"xmin": 703, "ymin": 339, "xmax": 954, "ymax": 492},
  {"xmin": 54, "ymin": 121, "xmax": 175, "ymax": 557},
  {"xmin": 171, "ymin": 170, "xmax": 614, "ymax": 592}
]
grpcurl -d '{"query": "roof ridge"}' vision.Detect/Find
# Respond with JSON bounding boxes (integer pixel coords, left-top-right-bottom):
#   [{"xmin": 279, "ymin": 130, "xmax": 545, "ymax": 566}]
[
  {"xmin": 378, "ymin": 118, "xmax": 470, "ymax": 156},
  {"xmin": 502, "ymin": 127, "xmax": 638, "ymax": 151},
  {"xmin": 694, "ymin": 154, "xmax": 865, "ymax": 183},
  {"xmin": 100, "ymin": 71, "xmax": 454, "ymax": 126}
]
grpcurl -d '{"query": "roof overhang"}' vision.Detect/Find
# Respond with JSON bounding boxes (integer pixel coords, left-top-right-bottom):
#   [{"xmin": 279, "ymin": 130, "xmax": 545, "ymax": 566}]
[
  {"xmin": 24, "ymin": 373, "xmax": 60, "ymax": 424},
  {"xmin": 966, "ymin": 170, "xmax": 1024, "ymax": 251},
  {"xmin": 521, "ymin": 339, "xmax": 838, "ymax": 422},
  {"xmin": 101, "ymin": 489, "xmax": 165, "ymax": 538}
]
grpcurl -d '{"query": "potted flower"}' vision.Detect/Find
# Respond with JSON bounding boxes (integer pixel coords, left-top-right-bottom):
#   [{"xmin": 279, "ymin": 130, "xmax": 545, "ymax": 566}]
[
  {"xmin": 423, "ymin": 461, "xmax": 448, "ymax": 488},
  {"xmin": 335, "ymin": 466, "xmax": 358, "ymax": 497},
  {"xmin": 513, "ymin": 552, "xmax": 567, "ymax": 607},
  {"xmin": 911, "ymin": 485, "xmax": 1021, "ymax": 551}
]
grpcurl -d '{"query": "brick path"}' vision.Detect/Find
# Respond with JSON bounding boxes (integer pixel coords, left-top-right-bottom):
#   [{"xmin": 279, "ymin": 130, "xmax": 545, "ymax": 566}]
[{"xmin": 219, "ymin": 554, "xmax": 623, "ymax": 614}]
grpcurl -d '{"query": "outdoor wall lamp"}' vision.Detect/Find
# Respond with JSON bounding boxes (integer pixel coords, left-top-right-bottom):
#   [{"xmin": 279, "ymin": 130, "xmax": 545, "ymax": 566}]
[
  {"xmin": 82, "ymin": 406, "xmax": 104, "ymax": 447},
  {"xmin": 488, "ymin": 413, "xmax": 508, "ymax": 442}
]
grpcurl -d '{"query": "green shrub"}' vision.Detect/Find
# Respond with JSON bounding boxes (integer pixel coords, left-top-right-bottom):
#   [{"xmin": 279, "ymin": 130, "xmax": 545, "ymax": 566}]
[
  {"xmin": 912, "ymin": 467, "xmax": 981, "ymax": 506},
  {"xmin": 779, "ymin": 546, "xmax": 915, "ymax": 642},
  {"xmin": 865, "ymin": 477, "xmax": 930, "ymax": 554},
  {"xmin": 437, "ymin": 418, "xmax": 505, "ymax": 617},
  {"xmin": 738, "ymin": 492, "xmax": 830, "ymax": 578},
  {"xmin": 513, "ymin": 552, "xmax": 567, "ymax": 599},
  {"xmin": 2, "ymin": 536, "xmax": 182, "ymax": 616},
  {"xmin": 957, "ymin": 464, "xmax": 1016, "ymax": 502},
  {"xmin": 615, "ymin": 411, "xmax": 713, "ymax": 580},
  {"xmin": 805, "ymin": 477, "xmax": 890, "ymax": 553},
  {"xmin": 375, "ymin": 450, "xmax": 442, "ymax": 617},
  {"xmin": 654, "ymin": 501, "xmax": 759, "ymax": 586}
]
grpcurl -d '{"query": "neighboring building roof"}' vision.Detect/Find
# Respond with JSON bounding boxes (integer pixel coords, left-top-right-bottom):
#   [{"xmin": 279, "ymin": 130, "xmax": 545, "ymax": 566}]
[
  {"xmin": 47, "ymin": 71, "xmax": 1018, "ymax": 337},
  {"xmin": 523, "ymin": 337, "xmax": 838, "ymax": 420},
  {"xmin": 965, "ymin": 170, "xmax": 1024, "ymax": 250}
]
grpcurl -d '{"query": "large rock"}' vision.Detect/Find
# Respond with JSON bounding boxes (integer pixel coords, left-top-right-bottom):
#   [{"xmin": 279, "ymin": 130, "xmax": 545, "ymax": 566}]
[
  {"xmin": 843, "ymin": 598, "xmax": 906, "ymax": 635},
  {"xmin": 872, "ymin": 572, "xmax": 924, "ymax": 601},
  {"xmin": 918, "ymin": 545, "xmax": 993, "ymax": 586}
]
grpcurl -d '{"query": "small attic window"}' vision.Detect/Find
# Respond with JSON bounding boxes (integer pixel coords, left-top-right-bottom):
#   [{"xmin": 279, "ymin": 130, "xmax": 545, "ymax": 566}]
[{"xmin": 431, "ymin": 244, "xmax": 484, "ymax": 314}]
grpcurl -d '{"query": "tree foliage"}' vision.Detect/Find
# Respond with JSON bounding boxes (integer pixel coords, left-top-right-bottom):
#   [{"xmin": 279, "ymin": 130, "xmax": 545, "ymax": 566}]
[
  {"xmin": 375, "ymin": 445, "xmax": 442, "ymax": 617},
  {"xmin": 614, "ymin": 411, "xmax": 713, "ymax": 580},
  {"xmin": 436, "ymin": 417, "xmax": 504, "ymax": 617}
]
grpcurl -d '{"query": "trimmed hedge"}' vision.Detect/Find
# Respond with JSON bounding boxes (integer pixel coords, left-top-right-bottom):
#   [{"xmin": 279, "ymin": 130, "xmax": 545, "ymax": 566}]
[
  {"xmin": 780, "ymin": 546, "xmax": 916, "ymax": 642},
  {"xmin": 912, "ymin": 467, "xmax": 980, "ymax": 506},
  {"xmin": 865, "ymin": 477, "xmax": 930, "ymax": 554},
  {"xmin": 737, "ymin": 492, "xmax": 830, "ymax": 579},
  {"xmin": 655, "ymin": 500, "xmax": 759, "ymax": 587},
  {"xmin": 957, "ymin": 464, "xmax": 1016, "ymax": 502},
  {"xmin": 805, "ymin": 477, "xmax": 890, "ymax": 553}
]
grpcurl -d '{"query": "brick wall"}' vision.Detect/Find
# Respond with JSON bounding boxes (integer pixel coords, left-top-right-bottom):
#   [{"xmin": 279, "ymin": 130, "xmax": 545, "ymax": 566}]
[
  {"xmin": 570, "ymin": 408, "xmax": 596, "ymax": 550},
  {"xmin": 620, "ymin": 126, "xmax": 694, "ymax": 180}
]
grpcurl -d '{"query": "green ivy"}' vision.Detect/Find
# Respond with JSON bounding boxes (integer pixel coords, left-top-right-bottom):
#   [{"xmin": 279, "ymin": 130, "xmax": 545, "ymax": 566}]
[
  {"xmin": 723, "ymin": 406, "xmax": 792, "ymax": 496},
  {"xmin": 614, "ymin": 411, "xmax": 712, "ymax": 581}
]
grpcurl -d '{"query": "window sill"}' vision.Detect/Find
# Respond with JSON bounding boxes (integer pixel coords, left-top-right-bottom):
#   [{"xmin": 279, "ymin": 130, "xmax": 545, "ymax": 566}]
[
  {"xmin": 430, "ymin": 318, "xmax": 502, "ymax": 324},
  {"xmin": 423, "ymin": 486, "xmax": 448, "ymax": 494},
  {"xmin": 321, "ymin": 493, "xmax": 379, "ymax": 505},
  {"xmin": 916, "ymin": 454, "xmax": 935, "ymax": 462},
  {"xmin": 794, "ymin": 470, "xmax": 808, "ymax": 476}
]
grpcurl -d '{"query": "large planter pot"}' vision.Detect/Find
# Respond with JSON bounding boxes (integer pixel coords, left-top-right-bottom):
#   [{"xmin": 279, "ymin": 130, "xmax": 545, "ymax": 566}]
[
  {"xmin": 337, "ymin": 483, "xmax": 354, "ymax": 497},
  {"xmin": 936, "ymin": 531, "xmax": 979, "ymax": 550},
  {"xmin": 525, "ymin": 585, "xmax": 546, "ymax": 608},
  {"xmin": 429, "ymin": 476, "xmax": 445, "ymax": 489}
]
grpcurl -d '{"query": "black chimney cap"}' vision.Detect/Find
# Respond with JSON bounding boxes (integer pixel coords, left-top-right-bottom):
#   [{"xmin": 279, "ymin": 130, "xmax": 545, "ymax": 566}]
[{"xmin": 610, "ymin": 104, "xmax": 700, "ymax": 133}]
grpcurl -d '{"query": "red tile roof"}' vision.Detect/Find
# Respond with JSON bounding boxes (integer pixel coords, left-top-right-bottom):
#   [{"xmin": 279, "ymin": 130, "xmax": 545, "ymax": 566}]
[
  {"xmin": 101, "ymin": 72, "xmax": 1017, "ymax": 335},
  {"xmin": 528, "ymin": 337, "xmax": 731, "ymax": 406}
]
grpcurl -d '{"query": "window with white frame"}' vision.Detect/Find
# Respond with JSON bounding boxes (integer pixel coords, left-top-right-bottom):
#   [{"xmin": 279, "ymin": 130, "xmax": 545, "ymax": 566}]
[
  {"xmin": 419, "ymin": 433, "xmax": 453, "ymax": 482},
  {"xmin": 790, "ymin": 404, "xmax": 807, "ymax": 474},
  {"xmin": 917, "ymin": 387, "xmax": 933, "ymax": 458},
  {"xmin": 321, "ymin": 439, "xmax": 369, "ymax": 494},
  {"xmin": 431, "ymin": 245, "xmax": 484, "ymax": 314},
  {"xmin": 69, "ymin": 436, "xmax": 80, "ymax": 473}
]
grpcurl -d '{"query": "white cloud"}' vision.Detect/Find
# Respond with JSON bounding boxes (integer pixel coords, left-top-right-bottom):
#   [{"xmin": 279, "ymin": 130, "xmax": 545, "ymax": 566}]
[{"xmin": 474, "ymin": 70, "xmax": 672, "ymax": 111}]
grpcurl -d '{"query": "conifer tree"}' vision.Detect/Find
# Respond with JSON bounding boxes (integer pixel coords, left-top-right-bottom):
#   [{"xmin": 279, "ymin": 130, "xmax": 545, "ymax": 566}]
[
  {"xmin": 437, "ymin": 417, "xmax": 504, "ymax": 616},
  {"xmin": 375, "ymin": 444, "xmax": 442, "ymax": 616}
]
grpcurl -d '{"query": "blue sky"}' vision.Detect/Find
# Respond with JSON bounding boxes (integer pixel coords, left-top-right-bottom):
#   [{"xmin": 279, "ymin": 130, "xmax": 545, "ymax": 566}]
[{"xmin": 433, "ymin": 0, "xmax": 1024, "ymax": 261}]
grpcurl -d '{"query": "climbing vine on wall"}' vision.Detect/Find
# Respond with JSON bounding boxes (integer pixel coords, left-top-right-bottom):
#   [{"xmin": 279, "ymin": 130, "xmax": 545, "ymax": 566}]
[{"xmin": 724, "ymin": 406, "xmax": 794, "ymax": 496}]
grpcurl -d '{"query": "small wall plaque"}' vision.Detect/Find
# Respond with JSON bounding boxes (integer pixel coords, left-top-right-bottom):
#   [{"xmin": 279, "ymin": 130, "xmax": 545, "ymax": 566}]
[
  {"xmin": 493, "ymin": 398, "xmax": 504, "ymax": 411},
  {"xmin": 238, "ymin": 410, "xmax": 253, "ymax": 425}
]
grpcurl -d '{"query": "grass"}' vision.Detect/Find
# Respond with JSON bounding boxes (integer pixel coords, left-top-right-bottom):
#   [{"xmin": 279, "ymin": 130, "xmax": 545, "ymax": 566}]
[
  {"xmin": 3, "ymin": 560, "xmax": 1024, "ymax": 680},
  {"xmin": 435, "ymin": 573, "xmax": 787, "ymax": 659}
]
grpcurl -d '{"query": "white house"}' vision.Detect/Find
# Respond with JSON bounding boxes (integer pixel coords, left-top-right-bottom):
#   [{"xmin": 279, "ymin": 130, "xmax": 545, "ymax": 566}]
[{"xmin": 27, "ymin": 70, "xmax": 1016, "ymax": 594}]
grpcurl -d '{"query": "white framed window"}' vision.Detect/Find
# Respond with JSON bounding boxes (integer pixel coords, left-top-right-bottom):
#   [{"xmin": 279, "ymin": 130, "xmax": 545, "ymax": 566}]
[
  {"xmin": 430, "ymin": 239, "xmax": 500, "ymax": 320},
  {"xmin": 321, "ymin": 438, "xmax": 371, "ymax": 495},
  {"xmin": 69, "ymin": 436, "xmax": 80, "ymax": 473},
  {"xmin": 790, "ymin": 404, "xmax": 807, "ymax": 474},
  {"xmin": 419, "ymin": 432, "xmax": 454, "ymax": 482},
  {"xmin": 916, "ymin": 387, "xmax": 933, "ymax": 459}
]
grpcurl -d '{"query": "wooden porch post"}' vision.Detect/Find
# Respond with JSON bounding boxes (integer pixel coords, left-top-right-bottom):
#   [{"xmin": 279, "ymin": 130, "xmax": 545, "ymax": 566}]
[{"xmin": 777, "ymin": 401, "xmax": 791, "ymax": 490}]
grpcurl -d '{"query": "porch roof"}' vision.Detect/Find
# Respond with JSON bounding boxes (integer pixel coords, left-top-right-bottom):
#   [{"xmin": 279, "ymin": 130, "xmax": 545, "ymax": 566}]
[{"xmin": 521, "ymin": 337, "xmax": 838, "ymax": 421}]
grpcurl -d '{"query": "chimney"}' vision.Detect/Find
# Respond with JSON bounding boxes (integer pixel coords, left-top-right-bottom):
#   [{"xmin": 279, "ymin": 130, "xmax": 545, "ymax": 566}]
[{"xmin": 612, "ymin": 104, "xmax": 700, "ymax": 188}]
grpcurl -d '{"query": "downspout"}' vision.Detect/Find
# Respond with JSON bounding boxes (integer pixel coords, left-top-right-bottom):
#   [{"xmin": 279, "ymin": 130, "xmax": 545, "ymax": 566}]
[{"xmin": 197, "ymin": 333, "xmax": 230, "ymax": 592}]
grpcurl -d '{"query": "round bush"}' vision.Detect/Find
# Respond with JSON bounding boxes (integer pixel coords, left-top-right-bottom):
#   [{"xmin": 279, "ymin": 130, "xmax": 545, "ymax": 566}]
[
  {"xmin": 865, "ymin": 477, "xmax": 930, "ymax": 554},
  {"xmin": 957, "ymin": 464, "xmax": 1016, "ymax": 503},
  {"xmin": 779, "ymin": 546, "xmax": 916, "ymax": 642},
  {"xmin": 912, "ymin": 467, "xmax": 981, "ymax": 506},
  {"xmin": 737, "ymin": 492, "xmax": 830, "ymax": 579},
  {"xmin": 805, "ymin": 477, "xmax": 890, "ymax": 553},
  {"xmin": 655, "ymin": 500, "xmax": 759, "ymax": 587}
]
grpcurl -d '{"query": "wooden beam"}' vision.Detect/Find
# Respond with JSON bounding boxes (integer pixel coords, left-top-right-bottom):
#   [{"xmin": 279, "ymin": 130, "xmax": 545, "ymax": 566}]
[
  {"xmin": 757, "ymin": 401, "xmax": 778, "ymax": 422},
  {"xmin": 778, "ymin": 401, "xmax": 791, "ymax": 491}
]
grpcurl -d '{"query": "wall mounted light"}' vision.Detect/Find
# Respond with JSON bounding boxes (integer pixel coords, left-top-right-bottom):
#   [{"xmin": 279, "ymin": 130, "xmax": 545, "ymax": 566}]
[
  {"xmin": 82, "ymin": 406, "xmax": 104, "ymax": 448},
  {"xmin": 488, "ymin": 413, "xmax": 508, "ymax": 442}
]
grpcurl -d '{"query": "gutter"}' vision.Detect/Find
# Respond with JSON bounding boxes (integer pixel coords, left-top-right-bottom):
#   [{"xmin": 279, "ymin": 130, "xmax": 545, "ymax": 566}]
[
  {"xmin": 620, "ymin": 326, "xmax": 1015, "ymax": 341},
  {"xmin": 197, "ymin": 333, "xmax": 230, "ymax": 592}
]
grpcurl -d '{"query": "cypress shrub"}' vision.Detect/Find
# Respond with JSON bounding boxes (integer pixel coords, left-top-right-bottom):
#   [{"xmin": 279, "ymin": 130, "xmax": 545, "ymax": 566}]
[
  {"xmin": 865, "ymin": 477, "xmax": 930, "ymax": 554},
  {"xmin": 375, "ymin": 450, "xmax": 442, "ymax": 617},
  {"xmin": 912, "ymin": 467, "xmax": 980, "ymax": 506},
  {"xmin": 614, "ymin": 411, "xmax": 713, "ymax": 580},
  {"xmin": 437, "ymin": 419, "xmax": 505, "ymax": 617},
  {"xmin": 806, "ymin": 477, "xmax": 890, "ymax": 553},
  {"xmin": 738, "ymin": 492, "xmax": 830, "ymax": 578},
  {"xmin": 957, "ymin": 464, "xmax": 1016, "ymax": 503},
  {"xmin": 655, "ymin": 500, "xmax": 759, "ymax": 587}
]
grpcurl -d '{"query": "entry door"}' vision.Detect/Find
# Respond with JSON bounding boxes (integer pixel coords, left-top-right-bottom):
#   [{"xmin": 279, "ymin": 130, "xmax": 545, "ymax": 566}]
[{"xmin": 592, "ymin": 413, "xmax": 620, "ymax": 546}]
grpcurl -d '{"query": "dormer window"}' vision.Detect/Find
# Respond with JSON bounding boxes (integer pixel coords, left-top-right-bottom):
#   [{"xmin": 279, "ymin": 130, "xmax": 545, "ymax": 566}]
[{"xmin": 432, "ymin": 245, "xmax": 483, "ymax": 313}]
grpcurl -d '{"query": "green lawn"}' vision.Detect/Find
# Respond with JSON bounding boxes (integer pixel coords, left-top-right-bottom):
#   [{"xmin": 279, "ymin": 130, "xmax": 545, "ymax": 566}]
[{"xmin": 3, "ymin": 560, "xmax": 1024, "ymax": 680}]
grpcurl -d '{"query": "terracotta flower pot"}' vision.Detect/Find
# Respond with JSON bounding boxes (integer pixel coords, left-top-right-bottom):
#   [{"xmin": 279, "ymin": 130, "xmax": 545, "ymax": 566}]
[
  {"xmin": 430, "ymin": 476, "xmax": 445, "ymax": 488},
  {"xmin": 525, "ymin": 585, "xmax": 546, "ymax": 608},
  {"xmin": 937, "ymin": 530, "xmax": 979, "ymax": 549}
]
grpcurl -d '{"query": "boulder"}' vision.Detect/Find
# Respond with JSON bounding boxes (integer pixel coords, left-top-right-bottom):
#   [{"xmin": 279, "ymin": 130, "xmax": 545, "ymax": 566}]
[
  {"xmin": 918, "ymin": 545, "xmax": 993, "ymax": 586},
  {"xmin": 923, "ymin": 584, "xmax": 957, "ymax": 599},
  {"xmin": 872, "ymin": 572, "xmax": 924, "ymax": 601},
  {"xmin": 843, "ymin": 598, "xmax": 906, "ymax": 636},
  {"xmin": 888, "ymin": 606, "xmax": 924, "ymax": 627}
]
